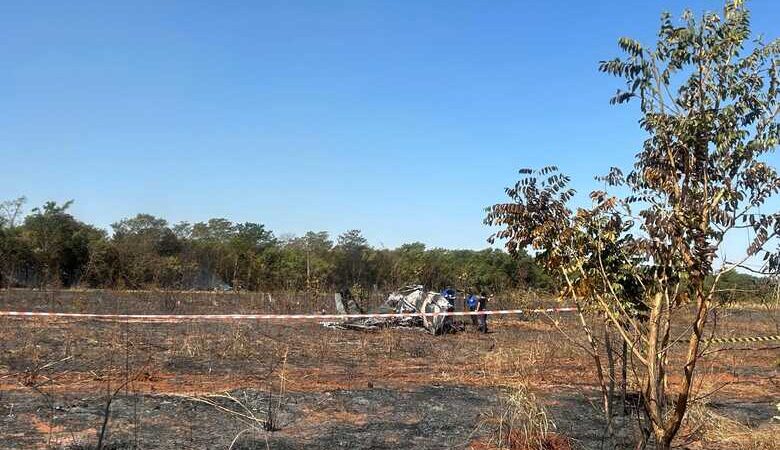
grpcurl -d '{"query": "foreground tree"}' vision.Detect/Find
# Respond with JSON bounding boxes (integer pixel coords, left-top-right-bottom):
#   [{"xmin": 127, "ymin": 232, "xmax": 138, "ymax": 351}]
[{"xmin": 487, "ymin": 3, "xmax": 778, "ymax": 449}]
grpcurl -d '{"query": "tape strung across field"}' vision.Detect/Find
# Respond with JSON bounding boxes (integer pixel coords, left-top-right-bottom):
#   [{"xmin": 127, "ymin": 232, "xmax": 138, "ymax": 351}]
[
  {"xmin": 2, "ymin": 309, "xmax": 778, "ymax": 346},
  {"xmin": 0, "ymin": 307, "xmax": 576, "ymax": 321},
  {"xmin": 0, "ymin": 308, "xmax": 780, "ymax": 344},
  {"xmin": 702, "ymin": 335, "xmax": 780, "ymax": 344}
]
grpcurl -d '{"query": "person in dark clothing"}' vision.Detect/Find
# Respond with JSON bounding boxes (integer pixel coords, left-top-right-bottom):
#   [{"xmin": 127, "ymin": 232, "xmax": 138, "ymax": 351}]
[{"xmin": 466, "ymin": 293, "xmax": 488, "ymax": 333}]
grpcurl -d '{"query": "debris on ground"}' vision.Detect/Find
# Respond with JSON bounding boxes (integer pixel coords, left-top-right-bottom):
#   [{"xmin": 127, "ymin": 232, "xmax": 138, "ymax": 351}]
[{"xmin": 324, "ymin": 285, "xmax": 462, "ymax": 335}]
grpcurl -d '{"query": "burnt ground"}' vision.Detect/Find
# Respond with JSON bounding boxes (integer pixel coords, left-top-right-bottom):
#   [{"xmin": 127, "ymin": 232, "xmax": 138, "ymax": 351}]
[
  {"xmin": 2, "ymin": 386, "xmax": 499, "ymax": 449},
  {"xmin": 0, "ymin": 290, "xmax": 778, "ymax": 449},
  {"xmin": 2, "ymin": 383, "xmax": 615, "ymax": 450}
]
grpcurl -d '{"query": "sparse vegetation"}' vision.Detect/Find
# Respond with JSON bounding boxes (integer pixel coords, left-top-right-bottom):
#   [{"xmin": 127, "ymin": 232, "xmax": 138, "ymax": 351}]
[
  {"xmin": 686, "ymin": 400, "xmax": 779, "ymax": 450},
  {"xmin": 1, "ymin": 290, "xmax": 777, "ymax": 449},
  {"xmin": 484, "ymin": 383, "xmax": 566, "ymax": 450}
]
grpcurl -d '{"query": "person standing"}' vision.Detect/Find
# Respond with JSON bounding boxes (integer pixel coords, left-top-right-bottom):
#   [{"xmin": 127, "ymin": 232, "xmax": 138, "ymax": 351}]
[{"xmin": 466, "ymin": 293, "xmax": 488, "ymax": 333}]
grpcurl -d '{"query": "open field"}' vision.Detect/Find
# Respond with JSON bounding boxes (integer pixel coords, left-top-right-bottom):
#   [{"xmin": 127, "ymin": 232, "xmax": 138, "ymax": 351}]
[{"xmin": 1, "ymin": 290, "xmax": 778, "ymax": 449}]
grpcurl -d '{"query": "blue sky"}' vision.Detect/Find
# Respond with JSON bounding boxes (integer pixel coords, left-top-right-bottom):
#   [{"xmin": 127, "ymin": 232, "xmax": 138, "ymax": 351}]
[{"xmin": 2, "ymin": 1, "xmax": 778, "ymax": 251}]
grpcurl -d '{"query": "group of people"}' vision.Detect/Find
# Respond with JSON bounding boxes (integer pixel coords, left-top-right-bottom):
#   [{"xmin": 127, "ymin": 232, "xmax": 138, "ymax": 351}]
[{"xmin": 440, "ymin": 288, "xmax": 489, "ymax": 333}]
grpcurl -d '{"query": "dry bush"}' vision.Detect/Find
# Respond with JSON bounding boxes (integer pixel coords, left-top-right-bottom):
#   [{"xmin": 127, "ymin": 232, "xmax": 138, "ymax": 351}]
[
  {"xmin": 403, "ymin": 334, "xmax": 433, "ymax": 358},
  {"xmin": 685, "ymin": 401, "xmax": 778, "ymax": 450},
  {"xmin": 482, "ymin": 348, "xmax": 524, "ymax": 381},
  {"xmin": 170, "ymin": 324, "xmax": 208, "ymax": 358},
  {"xmin": 483, "ymin": 383, "xmax": 573, "ymax": 450},
  {"xmin": 379, "ymin": 328, "xmax": 401, "ymax": 358},
  {"xmin": 218, "ymin": 324, "xmax": 252, "ymax": 359},
  {"xmin": 313, "ymin": 331, "xmax": 334, "ymax": 363}
]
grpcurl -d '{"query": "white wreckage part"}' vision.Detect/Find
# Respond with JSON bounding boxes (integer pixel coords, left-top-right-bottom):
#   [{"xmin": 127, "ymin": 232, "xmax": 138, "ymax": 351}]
[
  {"xmin": 324, "ymin": 285, "xmax": 458, "ymax": 335},
  {"xmin": 334, "ymin": 289, "xmax": 363, "ymax": 315}
]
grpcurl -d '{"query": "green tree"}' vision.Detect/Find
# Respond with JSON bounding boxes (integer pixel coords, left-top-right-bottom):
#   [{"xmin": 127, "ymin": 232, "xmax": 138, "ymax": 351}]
[
  {"xmin": 392, "ymin": 242, "xmax": 427, "ymax": 285},
  {"xmin": 107, "ymin": 214, "xmax": 183, "ymax": 288},
  {"xmin": 188, "ymin": 218, "xmax": 238, "ymax": 288},
  {"xmin": 291, "ymin": 231, "xmax": 334, "ymax": 289},
  {"xmin": 334, "ymin": 229, "xmax": 370, "ymax": 288},
  {"xmin": 229, "ymin": 222, "xmax": 276, "ymax": 289},
  {"xmin": 487, "ymin": 3, "xmax": 779, "ymax": 448},
  {"xmin": 112, "ymin": 214, "xmax": 182, "ymax": 256},
  {"xmin": 22, "ymin": 201, "xmax": 104, "ymax": 286}
]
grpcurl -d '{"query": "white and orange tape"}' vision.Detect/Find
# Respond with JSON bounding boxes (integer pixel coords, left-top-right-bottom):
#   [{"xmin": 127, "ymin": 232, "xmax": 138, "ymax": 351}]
[
  {"xmin": 2, "ymin": 309, "xmax": 778, "ymax": 346},
  {"xmin": 0, "ymin": 307, "xmax": 577, "ymax": 322}
]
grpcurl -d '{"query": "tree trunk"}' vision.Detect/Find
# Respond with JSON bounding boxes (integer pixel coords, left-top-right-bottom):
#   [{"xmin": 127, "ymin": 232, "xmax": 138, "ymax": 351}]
[
  {"xmin": 621, "ymin": 340, "xmax": 628, "ymax": 415},
  {"xmin": 604, "ymin": 320, "xmax": 617, "ymax": 418},
  {"xmin": 576, "ymin": 306, "xmax": 613, "ymax": 442}
]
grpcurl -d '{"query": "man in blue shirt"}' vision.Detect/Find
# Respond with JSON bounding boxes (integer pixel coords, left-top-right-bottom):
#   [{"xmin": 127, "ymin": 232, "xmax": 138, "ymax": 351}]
[{"xmin": 466, "ymin": 292, "xmax": 488, "ymax": 333}]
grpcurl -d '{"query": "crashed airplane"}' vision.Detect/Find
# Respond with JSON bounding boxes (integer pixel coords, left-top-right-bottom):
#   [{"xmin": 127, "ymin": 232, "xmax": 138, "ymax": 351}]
[{"xmin": 324, "ymin": 285, "xmax": 461, "ymax": 334}]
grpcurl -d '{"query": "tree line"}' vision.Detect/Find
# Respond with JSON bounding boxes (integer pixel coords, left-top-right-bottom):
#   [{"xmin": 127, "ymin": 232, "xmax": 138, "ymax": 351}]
[{"xmin": 0, "ymin": 197, "xmax": 551, "ymax": 292}]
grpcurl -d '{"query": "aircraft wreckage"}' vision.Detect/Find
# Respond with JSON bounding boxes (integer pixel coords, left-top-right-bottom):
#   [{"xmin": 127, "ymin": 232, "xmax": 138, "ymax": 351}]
[{"xmin": 323, "ymin": 285, "xmax": 464, "ymax": 334}]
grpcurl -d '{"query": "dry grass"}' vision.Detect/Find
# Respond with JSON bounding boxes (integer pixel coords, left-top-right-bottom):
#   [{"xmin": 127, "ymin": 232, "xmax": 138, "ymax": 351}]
[
  {"xmin": 1, "ymin": 290, "xmax": 778, "ymax": 449},
  {"xmin": 685, "ymin": 401, "xmax": 780, "ymax": 450},
  {"xmin": 480, "ymin": 383, "xmax": 573, "ymax": 450}
]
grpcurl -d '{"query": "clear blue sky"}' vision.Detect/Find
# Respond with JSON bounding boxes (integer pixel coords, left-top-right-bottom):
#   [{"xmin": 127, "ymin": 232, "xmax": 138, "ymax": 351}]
[{"xmin": 2, "ymin": 1, "xmax": 778, "ymax": 250}]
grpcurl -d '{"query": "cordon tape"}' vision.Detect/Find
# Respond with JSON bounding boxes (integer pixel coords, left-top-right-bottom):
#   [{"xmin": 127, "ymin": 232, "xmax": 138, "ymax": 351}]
[
  {"xmin": 0, "ymin": 307, "xmax": 576, "ymax": 321},
  {"xmin": 702, "ymin": 335, "xmax": 780, "ymax": 344},
  {"xmin": 1, "ymin": 309, "xmax": 776, "ymax": 345}
]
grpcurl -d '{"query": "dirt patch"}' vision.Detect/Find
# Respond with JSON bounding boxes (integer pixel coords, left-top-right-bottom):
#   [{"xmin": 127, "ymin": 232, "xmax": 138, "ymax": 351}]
[{"xmin": 1, "ymin": 290, "xmax": 778, "ymax": 449}]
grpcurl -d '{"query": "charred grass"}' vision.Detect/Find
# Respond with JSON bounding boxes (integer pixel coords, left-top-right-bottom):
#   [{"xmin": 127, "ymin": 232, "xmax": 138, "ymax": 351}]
[{"xmin": 0, "ymin": 290, "xmax": 777, "ymax": 449}]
